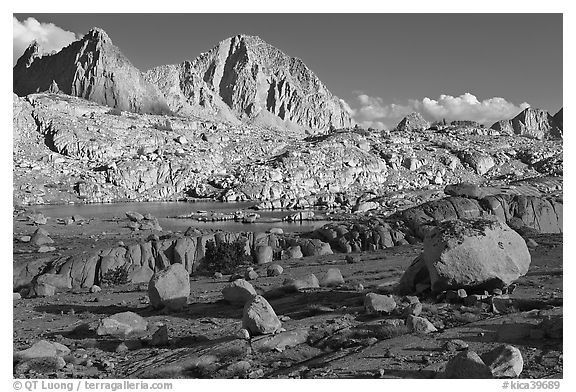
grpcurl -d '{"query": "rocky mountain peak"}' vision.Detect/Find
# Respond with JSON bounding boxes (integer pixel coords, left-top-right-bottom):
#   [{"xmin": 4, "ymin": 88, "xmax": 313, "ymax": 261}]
[
  {"xmin": 84, "ymin": 27, "xmax": 111, "ymax": 43},
  {"xmin": 146, "ymin": 33, "xmax": 353, "ymax": 130},
  {"xmin": 13, "ymin": 27, "xmax": 170, "ymax": 115},
  {"xmin": 16, "ymin": 41, "xmax": 42, "ymax": 68},
  {"xmin": 491, "ymin": 107, "xmax": 561, "ymax": 140}
]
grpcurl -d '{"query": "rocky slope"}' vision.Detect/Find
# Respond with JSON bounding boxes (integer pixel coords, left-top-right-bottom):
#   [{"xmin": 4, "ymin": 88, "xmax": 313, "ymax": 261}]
[
  {"xmin": 13, "ymin": 28, "xmax": 171, "ymax": 115},
  {"xmin": 12, "ymin": 93, "xmax": 563, "ymax": 207},
  {"xmin": 145, "ymin": 34, "xmax": 353, "ymax": 130},
  {"xmin": 491, "ymin": 107, "xmax": 562, "ymax": 140}
]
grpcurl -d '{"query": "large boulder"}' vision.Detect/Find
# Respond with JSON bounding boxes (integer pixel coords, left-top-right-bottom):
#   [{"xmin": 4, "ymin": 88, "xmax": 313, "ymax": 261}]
[
  {"xmin": 148, "ymin": 263, "xmax": 190, "ymax": 311},
  {"xmin": 399, "ymin": 217, "xmax": 531, "ymax": 294},
  {"xmin": 242, "ymin": 295, "xmax": 282, "ymax": 335}
]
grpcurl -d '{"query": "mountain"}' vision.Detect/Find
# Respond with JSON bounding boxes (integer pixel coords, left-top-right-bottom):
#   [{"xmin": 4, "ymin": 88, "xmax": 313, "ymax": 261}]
[
  {"xmin": 13, "ymin": 28, "xmax": 171, "ymax": 115},
  {"xmin": 145, "ymin": 34, "xmax": 353, "ymax": 130},
  {"xmin": 490, "ymin": 107, "xmax": 562, "ymax": 140},
  {"xmin": 554, "ymin": 108, "xmax": 563, "ymax": 130}
]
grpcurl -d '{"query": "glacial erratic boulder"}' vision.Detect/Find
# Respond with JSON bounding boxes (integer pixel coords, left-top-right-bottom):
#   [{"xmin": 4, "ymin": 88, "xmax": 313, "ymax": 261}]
[
  {"xmin": 398, "ymin": 217, "xmax": 531, "ymax": 294},
  {"xmin": 423, "ymin": 217, "xmax": 531, "ymax": 292}
]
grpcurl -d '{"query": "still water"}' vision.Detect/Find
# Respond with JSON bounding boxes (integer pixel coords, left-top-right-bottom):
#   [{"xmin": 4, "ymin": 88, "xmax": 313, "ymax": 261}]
[{"xmin": 30, "ymin": 201, "xmax": 329, "ymax": 233}]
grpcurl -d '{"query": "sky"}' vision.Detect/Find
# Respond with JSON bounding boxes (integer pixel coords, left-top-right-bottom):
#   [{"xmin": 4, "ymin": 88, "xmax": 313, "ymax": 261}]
[{"xmin": 13, "ymin": 13, "xmax": 563, "ymax": 129}]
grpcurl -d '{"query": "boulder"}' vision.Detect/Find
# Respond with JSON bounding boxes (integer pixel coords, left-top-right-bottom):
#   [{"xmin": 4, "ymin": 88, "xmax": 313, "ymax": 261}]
[
  {"xmin": 444, "ymin": 350, "xmax": 493, "ymax": 379},
  {"xmin": 418, "ymin": 217, "xmax": 531, "ymax": 293},
  {"xmin": 32, "ymin": 273, "xmax": 72, "ymax": 297},
  {"xmin": 297, "ymin": 239, "xmax": 333, "ymax": 257},
  {"xmin": 255, "ymin": 245, "xmax": 273, "ymax": 264},
  {"xmin": 222, "ymin": 279, "xmax": 257, "ymax": 306},
  {"xmin": 242, "ymin": 295, "xmax": 282, "ymax": 335},
  {"xmin": 364, "ymin": 293, "xmax": 396, "ymax": 314},
  {"xmin": 30, "ymin": 228, "xmax": 54, "ymax": 247},
  {"xmin": 148, "ymin": 263, "xmax": 190, "ymax": 311},
  {"xmin": 126, "ymin": 211, "xmax": 145, "ymax": 222},
  {"xmin": 267, "ymin": 264, "xmax": 284, "ymax": 277},
  {"xmin": 283, "ymin": 274, "xmax": 320, "ymax": 291},
  {"xmin": 14, "ymin": 340, "xmax": 70, "ymax": 362},
  {"xmin": 481, "ymin": 344, "xmax": 523, "ymax": 378},
  {"xmin": 244, "ymin": 268, "xmax": 259, "ymax": 281},
  {"xmin": 96, "ymin": 311, "xmax": 148, "ymax": 337},
  {"xmin": 282, "ymin": 245, "xmax": 303, "ymax": 259},
  {"xmin": 321, "ymin": 268, "xmax": 345, "ymax": 287},
  {"xmin": 406, "ymin": 315, "xmax": 437, "ymax": 334}
]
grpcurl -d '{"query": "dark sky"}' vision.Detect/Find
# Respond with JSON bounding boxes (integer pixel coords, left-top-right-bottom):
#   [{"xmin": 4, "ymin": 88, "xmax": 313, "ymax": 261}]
[{"xmin": 13, "ymin": 13, "xmax": 563, "ymax": 122}]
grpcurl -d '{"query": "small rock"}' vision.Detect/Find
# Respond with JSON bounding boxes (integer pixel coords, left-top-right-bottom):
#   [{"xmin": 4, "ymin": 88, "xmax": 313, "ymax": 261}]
[
  {"xmin": 96, "ymin": 311, "xmax": 148, "ymax": 337},
  {"xmin": 267, "ymin": 264, "xmax": 284, "ymax": 277},
  {"xmin": 242, "ymin": 295, "xmax": 282, "ymax": 335},
  {"xmin": 406, "ymin": 315, "xmax": 437, "ymax": 334},
  {"xmin": 115, "ymin": 342, "xmax": 129, "ymax": 353},
  {"xmin": 402, "ymin": 302, "xmax": 423, "ymax": 317},
  {"xmin": 13, "ymin": 292, "xmax": 22, "ymax": 300},
  {"xmin": 345, "ymin": 255, "xmax": 361, "ymax": 264},
  {"xmin": 18, "ymin": 235, "xmax": 31, "ymax": 243},
  {"xmin": 283, "ymin": 274, "xmax": 319, "ymax": 291},
  {"xmin": 89, "ymin": 285, "xmax": 101, "ymax": 294},
  {"xmin": 444, "ymin": 350, "xmax": 493, "ymax": 379},
  {"xmin": 126, "ymin": 211, "xmax": 144, "ymax": 222},
  {"xmin": 150, "ymin": 325, "xmax": 169, "ymax": 346},
  {"xmin": 213, "ymin": 272, "xmax": 223, "ymax": 279},
  {"xmin": 481, "ymin": 344, "xmax": 523, "ymax": 378},
  {"xmin": 364, "ymin": 293, "xmax": 396, "ymax": 314},
  {"xmin": 245, "ymin": 269, "xmax": 259, "ymax": 281},
  {"xmin": 14, "ymin": 357, "xmax": 66, "ymax": 374},
  {"xmin": 236, "ymin": 328, "xmax": 251, "ymax": 340},
  {"xmin": 443, "ymin": 339, "xmax": 469, "ymax": 352},
  {"xmin": 526, "ymin": 238, "xmax": 538, "ymax": 248},
  {"xmin": 321, "ymin": 268, "xmax": 345, "ymax": 287},
  {"xmin": 38, "ymin": 246, "xmax": 56, "ymax": 253}
]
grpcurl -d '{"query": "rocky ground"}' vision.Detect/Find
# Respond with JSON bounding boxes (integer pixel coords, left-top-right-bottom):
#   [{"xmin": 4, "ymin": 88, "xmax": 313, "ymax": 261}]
[{"xmin": 13, "ymin": 229, "xmax": 562, "ymax": 379}]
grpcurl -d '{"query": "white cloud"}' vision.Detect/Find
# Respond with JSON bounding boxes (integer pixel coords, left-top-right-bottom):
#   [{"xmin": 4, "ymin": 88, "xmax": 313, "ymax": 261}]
[
  {"xmin": 349, "ymin": 92, "xmax": 530, "ymax": 129},
  {"xmin": 13, "ymin": 17, "xmax": 77, "ymax": 64}
]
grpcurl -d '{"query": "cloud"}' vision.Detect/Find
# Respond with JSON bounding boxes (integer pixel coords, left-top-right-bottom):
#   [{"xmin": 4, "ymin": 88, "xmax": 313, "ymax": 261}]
[
  {"xmin": 349, "ymin": 92, "xmax": 530, "ymax": 129},
  {"xmin": 13, "ymin": 17, "xmax": 77, "ymax": 64}
]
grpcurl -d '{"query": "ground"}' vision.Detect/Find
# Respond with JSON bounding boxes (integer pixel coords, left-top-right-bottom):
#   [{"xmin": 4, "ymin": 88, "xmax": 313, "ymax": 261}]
[{"xmin": 13, "ymin": 219, "xmax": 562, "ymax": 379}]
